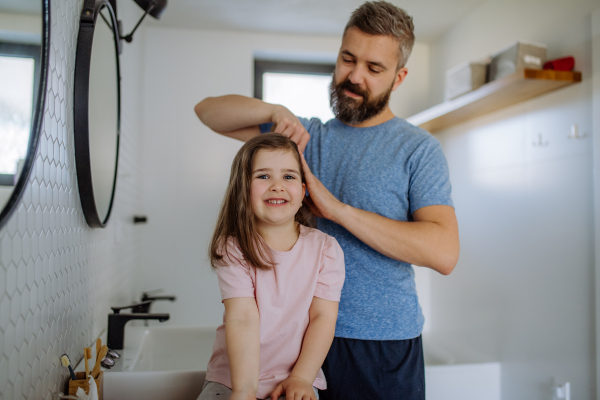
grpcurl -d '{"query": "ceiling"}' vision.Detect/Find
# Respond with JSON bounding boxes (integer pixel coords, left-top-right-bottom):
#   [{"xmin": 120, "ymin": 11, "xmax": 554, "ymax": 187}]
[
  {"xmin": 0, "ymin": 0, "xmax": 491, "ymax": 42},
  {"xmin": 144, "ymin": 0, "xmax": 491, "ymax": 43}
]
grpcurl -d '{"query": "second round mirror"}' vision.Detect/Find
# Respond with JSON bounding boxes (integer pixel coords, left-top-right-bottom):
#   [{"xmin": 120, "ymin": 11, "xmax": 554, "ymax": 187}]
[{"xmin": 74, "ymin": 0, "xmax": 121, "ymax": 228}]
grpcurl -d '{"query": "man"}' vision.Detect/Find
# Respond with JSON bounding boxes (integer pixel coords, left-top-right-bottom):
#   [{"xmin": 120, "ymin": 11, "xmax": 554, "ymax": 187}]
[{"xmin": 195, "ymin": 2, "xmax": 459, "ymax": 399}]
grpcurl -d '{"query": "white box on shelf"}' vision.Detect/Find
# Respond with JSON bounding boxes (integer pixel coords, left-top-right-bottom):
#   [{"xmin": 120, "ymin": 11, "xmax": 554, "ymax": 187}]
[
  {"xmin": 445, "ymin": 61, "xmax": 488, "ymax": 100},
  {"xmin": 488, "ymin": 40, "xmax": 547, "ymax": 81}
]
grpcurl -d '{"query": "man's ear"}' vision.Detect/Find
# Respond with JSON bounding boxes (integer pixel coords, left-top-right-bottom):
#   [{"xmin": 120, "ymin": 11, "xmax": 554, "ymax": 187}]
[{"xmin": 392, "ymin": 67, "xmax": 408, "ymax": 91}]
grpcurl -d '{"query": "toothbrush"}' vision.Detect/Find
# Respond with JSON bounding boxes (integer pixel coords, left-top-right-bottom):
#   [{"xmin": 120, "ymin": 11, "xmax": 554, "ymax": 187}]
[
  {"xmin": 84, "ymin": 348, "xmax": 92, "ymax": 378},
  {"xmin": 91, "ymin": 345, "xmax": 108, "ymax": 378},
  {"xmin": 60, "ymin": 354, "xmax": 77, "ymax": 381},
  {"xmin": 96, "ymin": 338, "xmax": 102, "ymax": 360}
]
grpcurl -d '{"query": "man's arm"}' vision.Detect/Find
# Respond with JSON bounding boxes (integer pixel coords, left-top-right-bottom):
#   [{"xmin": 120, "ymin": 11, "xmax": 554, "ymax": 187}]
[
  {"xmin": 194, "ymin": 95, "xmax": 311, "ymax": 151},
  {"xmin": 333, "ymin": 204, "xmax": 458, "ymax": 275},
  {"xmin": 269, "ymin": 297, "xmax": 338, "ymax": 400},
  {"xmin": 300, "ymin": 154, "xmax": 459, "ymax": 275},
  {"xmin": 224, "ymin": 297, "xmax": 261, "ymax": 400}
]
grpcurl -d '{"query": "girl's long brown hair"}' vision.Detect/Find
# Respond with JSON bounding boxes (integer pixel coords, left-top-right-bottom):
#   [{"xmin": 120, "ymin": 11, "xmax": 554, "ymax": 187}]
[{"xmin": 209, "ymin": 133, "xmax": 316, "ymax": 270}]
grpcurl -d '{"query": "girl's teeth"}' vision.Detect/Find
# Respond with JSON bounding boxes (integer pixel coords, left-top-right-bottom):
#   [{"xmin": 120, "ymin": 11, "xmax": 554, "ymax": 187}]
[{"xmin": 267, "ymin": 200, "xmax": 285, "ymax": 204}]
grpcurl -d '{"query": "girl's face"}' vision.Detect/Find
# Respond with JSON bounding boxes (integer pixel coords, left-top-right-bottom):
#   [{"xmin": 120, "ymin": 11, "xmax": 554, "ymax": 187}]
[{"xmin": 250, "ymin": 149, "xmax": 306, "ymax": 231}]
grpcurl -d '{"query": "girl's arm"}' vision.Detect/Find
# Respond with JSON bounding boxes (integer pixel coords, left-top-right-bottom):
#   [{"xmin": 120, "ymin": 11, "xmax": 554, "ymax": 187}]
[
  {"xmin": 224, "ymin": 297, "xmax": 261, "ymax": 399},
  {"xmin": 270, "ymin": 297, "xmax": 339, "ymax": 400}
]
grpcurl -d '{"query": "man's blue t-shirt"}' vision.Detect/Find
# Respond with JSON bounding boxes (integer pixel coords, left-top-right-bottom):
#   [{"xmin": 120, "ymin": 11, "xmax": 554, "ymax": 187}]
[{"xmin": 261, "ymin": 117, "xmax": 453, "ymax": 340}]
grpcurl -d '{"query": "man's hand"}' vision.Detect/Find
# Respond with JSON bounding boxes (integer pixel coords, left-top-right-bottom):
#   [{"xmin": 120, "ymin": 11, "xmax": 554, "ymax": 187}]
[
  {"xmin": 300, "ymin": 153, "xmax": 345, "ymax": 222},
  {"xmin": 271, "ymin": 106, "xmax": 310, "ymax": 154},
  {"xmin": 270, "ymin": 376, "xmax": 317, "ymax": 400}
]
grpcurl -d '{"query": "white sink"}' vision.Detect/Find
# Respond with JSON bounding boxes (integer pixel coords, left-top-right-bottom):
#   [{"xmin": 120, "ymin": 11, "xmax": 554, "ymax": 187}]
[
  {"xmin": 104, "ymin": 371, "xmax": 205, "ymax": 400},
  {"xmin": 131, "ymin": 326, "xmax": 216, "ymax": 372},
  {"xmin": 92, "ymin": 326, "xmax": 500, "ymax": 400}
]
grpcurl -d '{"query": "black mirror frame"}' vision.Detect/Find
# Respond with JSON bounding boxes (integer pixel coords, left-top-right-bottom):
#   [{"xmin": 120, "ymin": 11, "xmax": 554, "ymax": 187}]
[
  {"xmin": 74, "ymin": 0, "xmax": 121, "ymax": 228},
  {"xmin": 0, "ymin": 0, "xmax": 50, "ymax": 231}
]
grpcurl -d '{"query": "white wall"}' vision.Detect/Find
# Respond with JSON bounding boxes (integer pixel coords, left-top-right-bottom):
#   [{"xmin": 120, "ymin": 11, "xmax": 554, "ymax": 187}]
[
  {"xmin": 592, "ymin": 6, "xmax": 600, "ymax": 399},
  {"xmin": 391, "ymin": 42, "xmax": 430, "ymax": 119},
  {"xmin": 0, "ymin": 1, "xmax": 146, "ymax": 399},
  {"xmin": 0, "ymin": 187, "xmax": 12, "ymax": 211},
  {"xmin": 427, "ymin": 0, "xmax": 599, "ymax": 399},
  {"xmin": 137, "ymin": 27, "xmax": 430, "ymax": 326},
  {"xmin": 0, "ymin": 12, "xmax": 41, "ymax": 44}
]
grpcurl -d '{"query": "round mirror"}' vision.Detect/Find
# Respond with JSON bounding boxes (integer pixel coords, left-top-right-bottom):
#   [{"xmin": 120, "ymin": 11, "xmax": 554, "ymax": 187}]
[
  {"xmin": 0, "ymin": 0, "xmax": 49, "ymax": 230},
  {"xmin": 74, "ymin": 0, "xmax": 120, "ymax": 228}
]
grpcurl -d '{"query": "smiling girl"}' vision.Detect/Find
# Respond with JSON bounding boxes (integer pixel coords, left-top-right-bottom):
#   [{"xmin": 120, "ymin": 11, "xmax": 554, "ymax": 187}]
[{"xmin": 199, "ymin": 133, "xmax": 345, "ymax": 400}]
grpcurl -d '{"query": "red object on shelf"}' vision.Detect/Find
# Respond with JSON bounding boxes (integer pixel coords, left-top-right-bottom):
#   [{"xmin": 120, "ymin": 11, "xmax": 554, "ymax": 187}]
[{"xmin": 543, "ymin": 56, "xmax": 575, "ymax": 71}]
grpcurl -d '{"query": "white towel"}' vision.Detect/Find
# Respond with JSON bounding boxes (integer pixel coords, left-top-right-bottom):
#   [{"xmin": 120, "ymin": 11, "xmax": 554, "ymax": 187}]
[{"xmin": 75, "ymin": 376, "xmax": 98, "ymax": 400}]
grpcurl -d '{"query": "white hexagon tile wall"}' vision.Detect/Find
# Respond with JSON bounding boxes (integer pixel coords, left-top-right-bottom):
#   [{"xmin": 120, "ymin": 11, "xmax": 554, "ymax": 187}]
[{"xmin": 0, "ymin": 0, "xmax": 146, "ymax": 399}]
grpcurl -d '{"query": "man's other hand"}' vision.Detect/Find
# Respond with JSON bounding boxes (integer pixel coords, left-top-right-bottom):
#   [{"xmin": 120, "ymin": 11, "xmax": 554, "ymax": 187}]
[{"xmin": 300, "ymin": 153, "xmax": 344, "ymax": 223}]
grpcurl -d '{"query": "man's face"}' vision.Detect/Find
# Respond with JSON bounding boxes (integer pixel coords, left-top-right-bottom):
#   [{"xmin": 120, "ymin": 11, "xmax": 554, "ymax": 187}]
[{"xmin": 330, "ymin": 27, "xmax": 408, "ymax": 125}]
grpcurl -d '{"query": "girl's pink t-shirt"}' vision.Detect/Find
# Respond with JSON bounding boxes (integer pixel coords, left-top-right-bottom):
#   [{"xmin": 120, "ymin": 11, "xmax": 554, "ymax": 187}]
[{"xmin": 205, "ymin": 225, "xmax": 345, "ymax": 399}]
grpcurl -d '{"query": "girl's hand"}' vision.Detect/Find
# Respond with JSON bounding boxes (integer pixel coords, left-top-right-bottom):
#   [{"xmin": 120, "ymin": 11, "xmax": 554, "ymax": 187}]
[
  {"xmin": 269, "ymin": 376, "xmax": 317, "ymax": 400},
  {"xmin": 230, "ymin": 391, "xmax": 257, "ymax": 400}
]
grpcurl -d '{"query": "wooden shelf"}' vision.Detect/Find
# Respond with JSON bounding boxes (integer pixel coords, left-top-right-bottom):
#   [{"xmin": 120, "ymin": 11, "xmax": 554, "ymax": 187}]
[{"xmin": 406, "ymin": 69, "xmax": 582, "ymax": 133}]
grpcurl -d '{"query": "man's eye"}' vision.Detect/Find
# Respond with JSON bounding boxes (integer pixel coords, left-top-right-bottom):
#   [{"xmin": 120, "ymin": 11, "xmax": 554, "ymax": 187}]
[
  {"xmin": 370, "ymin": 68, "xmax": 381, "ymax": 74},
  {"xmin": 343, "ymin": 58, "xmax": 353, "ymax": 63}
]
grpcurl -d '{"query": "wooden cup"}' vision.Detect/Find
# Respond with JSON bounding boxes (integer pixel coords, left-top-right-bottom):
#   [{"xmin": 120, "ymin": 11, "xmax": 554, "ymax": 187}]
[{"xmin": 68, "ymin": 371, "xmax": 103, "ymax": 400}]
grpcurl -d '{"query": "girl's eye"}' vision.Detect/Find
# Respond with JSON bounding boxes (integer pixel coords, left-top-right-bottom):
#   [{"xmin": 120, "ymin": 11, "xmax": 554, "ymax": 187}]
[
  {"xmin": 257, "ymin": 174, "xmax": 269, "ymax": 179},
  {"xmin": 284, "ymin": 175, "xmax": 295, "ymax": 180}
]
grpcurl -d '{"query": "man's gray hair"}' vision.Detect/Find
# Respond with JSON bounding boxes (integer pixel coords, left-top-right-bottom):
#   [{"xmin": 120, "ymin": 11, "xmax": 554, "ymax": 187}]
[{"xmin": 344, "ymin": 1, "xmax": 415, "ymax": 69}]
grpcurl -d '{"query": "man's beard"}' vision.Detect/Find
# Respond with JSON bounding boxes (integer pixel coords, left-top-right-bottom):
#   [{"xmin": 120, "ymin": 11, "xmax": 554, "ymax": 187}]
[{"xmin": 329, "ymin": 73, "xmax": 394, "ymax": 125}]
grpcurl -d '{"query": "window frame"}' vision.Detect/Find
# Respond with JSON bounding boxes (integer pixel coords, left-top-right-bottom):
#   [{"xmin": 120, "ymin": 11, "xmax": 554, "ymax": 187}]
[
  {"xmin": 253, "ymin": 60, "xmax": 335, "ymax": 100},
  {"xmin": 0, "ymin": 41, "xmax": 42, "ymax": 186}
]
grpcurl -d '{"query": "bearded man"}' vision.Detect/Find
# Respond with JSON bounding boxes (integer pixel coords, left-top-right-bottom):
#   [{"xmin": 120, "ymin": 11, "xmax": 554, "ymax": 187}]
[{"xmin": 195, "ymin": 2, "xmax": 459, "ymax": 399}]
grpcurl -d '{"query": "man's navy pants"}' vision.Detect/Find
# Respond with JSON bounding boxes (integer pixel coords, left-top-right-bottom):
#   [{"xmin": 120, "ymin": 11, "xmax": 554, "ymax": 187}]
[{"xmin": 319, "ymin": 335, "xmax": 425, "ymax": 400}]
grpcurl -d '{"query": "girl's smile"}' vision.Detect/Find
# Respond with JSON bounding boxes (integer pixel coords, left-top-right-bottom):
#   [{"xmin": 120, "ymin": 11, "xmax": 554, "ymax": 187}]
[{"xmin": 264, "ymin": 198, "xmax": 289, "ymax": 206}]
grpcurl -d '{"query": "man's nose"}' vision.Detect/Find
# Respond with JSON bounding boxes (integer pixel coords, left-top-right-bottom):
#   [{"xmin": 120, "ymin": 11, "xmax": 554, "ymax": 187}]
[{"xmin": 348, "ymin": 65, "xmax": 366, "ymax": 86}]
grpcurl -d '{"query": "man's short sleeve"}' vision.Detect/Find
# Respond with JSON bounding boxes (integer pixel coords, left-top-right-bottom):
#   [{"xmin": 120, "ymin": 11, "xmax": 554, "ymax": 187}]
[
  {"xmin": 408, "ymin": 137, "xmax": 454, "ymax": 214},
  {"xmin": 259, "ymin": 117, "xmax": 314, "ymax": 135},
  {"xmin": 259, "ymin": 122, "xmax": 273, "ymax": 133},
  {"xmin": 215, "ymin": 240, "xmax": 255, "ymax": 301},
  {"xmin": 314, "ymin": 236, "xmax": 345, "ymax": 302}
]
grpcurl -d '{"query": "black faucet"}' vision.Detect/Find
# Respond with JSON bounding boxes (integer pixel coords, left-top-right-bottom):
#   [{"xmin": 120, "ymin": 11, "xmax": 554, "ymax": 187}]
[
  {"xmin": 107, "ymin": 301, "xmax": 170, "ymax": 349},
  {"xmin": 132, "ymin": 290, "xmax": 177, "ymax": 313}
]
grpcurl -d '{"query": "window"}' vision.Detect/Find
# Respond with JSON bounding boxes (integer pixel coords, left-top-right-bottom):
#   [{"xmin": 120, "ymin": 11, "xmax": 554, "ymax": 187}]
[
  {"xmin": 254, "ymin": 60, "xmax": 335, "ymax": 123},
  {"xmin": 0, "ymin": 41, "xmax": 41, "ymax": 186}
]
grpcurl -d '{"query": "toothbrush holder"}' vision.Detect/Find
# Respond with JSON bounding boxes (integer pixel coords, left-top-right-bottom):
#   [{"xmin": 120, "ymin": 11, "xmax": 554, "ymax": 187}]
[{"xmin": 67, "ymin": 371, "xmax": 104, "ymax": 400}]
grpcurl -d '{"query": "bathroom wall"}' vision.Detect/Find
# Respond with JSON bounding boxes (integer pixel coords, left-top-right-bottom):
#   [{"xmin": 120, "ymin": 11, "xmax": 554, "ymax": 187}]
[
  {"xmin": 593, "ymin": 6, "xmax": 600, "ymax": 396},
  {"xmin": 426, "ymin": 0, "xmax": 599, "ymax": 399},
  {"xmin": 136, "ymin": 26, "xmax": 430, "ymax": 327},
  {"xmin": 0, "ymin": 0, "xmax": 145, "ymax": 399}
]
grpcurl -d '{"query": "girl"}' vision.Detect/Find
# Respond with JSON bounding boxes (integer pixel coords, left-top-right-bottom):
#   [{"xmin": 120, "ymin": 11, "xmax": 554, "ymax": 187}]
[{"xmin": 199, "ymin": 133, "xmax": 345, "ymax": 400}]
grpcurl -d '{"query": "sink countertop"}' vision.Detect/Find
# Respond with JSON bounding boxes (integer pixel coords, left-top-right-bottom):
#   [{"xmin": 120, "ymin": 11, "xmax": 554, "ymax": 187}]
[{"xmin": 74, "ymin": 325, "xmax": 151, "ymax": 373}]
